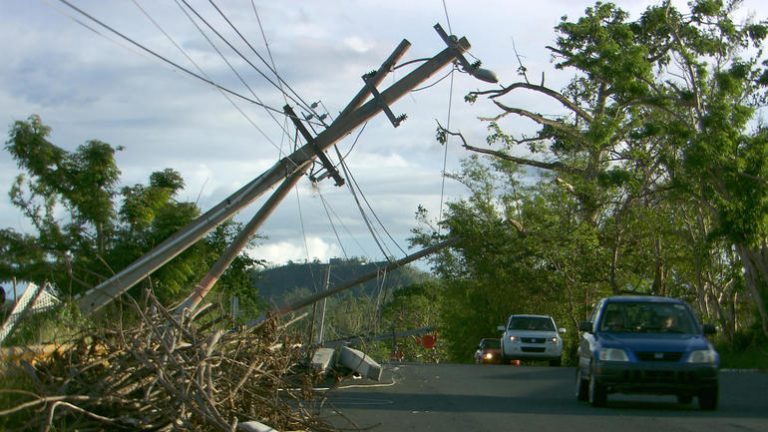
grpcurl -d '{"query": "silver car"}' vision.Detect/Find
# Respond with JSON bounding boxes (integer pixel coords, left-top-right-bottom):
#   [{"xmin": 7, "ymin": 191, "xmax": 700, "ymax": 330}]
[{"xmin": 498, "ymin": 314, "xmax": 565, "ymax": 366}]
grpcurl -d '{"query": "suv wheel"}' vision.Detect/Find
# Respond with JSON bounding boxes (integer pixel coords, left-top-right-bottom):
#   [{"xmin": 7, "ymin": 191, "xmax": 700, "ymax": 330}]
[
  {"xmin": 588, "ymin": 366, "xmax": 607, "ymax": 407},
  {"xmin": 575, "ymin": 368, "xmax": 588, "ymax": 401},
  {"xmin": 698, "ymin": 385, "xmax": 718, "ymax": 411}
]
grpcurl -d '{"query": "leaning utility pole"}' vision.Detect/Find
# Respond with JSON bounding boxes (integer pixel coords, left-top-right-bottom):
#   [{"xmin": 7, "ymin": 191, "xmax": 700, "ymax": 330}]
[{"xmin": 77, "ymin": 24, "xmax": 479, "ymax": 315}]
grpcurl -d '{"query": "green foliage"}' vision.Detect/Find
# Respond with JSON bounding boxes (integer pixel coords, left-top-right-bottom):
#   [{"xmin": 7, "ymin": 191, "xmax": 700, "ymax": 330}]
[
  {"xmin": 0, "ymin": 368, "xmax": 37, "ymax": 430},
  {"xmin": 413, "ymin": 157, "xmax": 612, "ymax": 363},
  {"xmin": 3, "ymin": 300, "xmax": 90, "ymax": 347},
  {"xmin": 380, "ymin": 281, "xmax": 444, "ymax": 362},
  {"xmin": 418, "ymin": 0, "xmax": 768, "ymax": 361},
  {"xmin": 717, "ymin": 323, "xmax": 768, "ymax": 369},
  {"xmin": 1, "ymin": 116, "xmax": 260, "ymax": 336}
]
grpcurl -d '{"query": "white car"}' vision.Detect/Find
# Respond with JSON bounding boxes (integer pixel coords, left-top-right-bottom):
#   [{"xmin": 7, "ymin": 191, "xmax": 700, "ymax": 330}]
[{"xmin": 497, "ymin": 314, "xmax": 565, "ymax": 366}]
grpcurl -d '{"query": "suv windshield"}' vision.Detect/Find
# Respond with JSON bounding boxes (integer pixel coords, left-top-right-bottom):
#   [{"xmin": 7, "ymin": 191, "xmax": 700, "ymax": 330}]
[
  {"xmin": 598, "ymin": 302, "xmax": 696, "ymax": 334},
  {"xmin": 509, "ymin": 317, "xmax": 555, "ymax": 331}
]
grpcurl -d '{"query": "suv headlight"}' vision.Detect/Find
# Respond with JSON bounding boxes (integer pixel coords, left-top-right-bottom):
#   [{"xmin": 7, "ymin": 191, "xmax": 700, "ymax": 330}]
[
  {"xmin": 598, "ymin": 348, "xmax": 629, "ymax": 362},
  {"xmin": 508, "ymin": 336, "xmax": 518, "ymax": 343},
  {"xmin": 687, "ymin": 349, "xmax": 718, "ymax": 364}
]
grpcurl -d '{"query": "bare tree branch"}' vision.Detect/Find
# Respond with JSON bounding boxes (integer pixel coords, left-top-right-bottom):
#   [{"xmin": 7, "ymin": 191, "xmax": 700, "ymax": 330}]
[
  {"xmin": 437, "ymin": 124, "xmax": 584, "ymax": 175},
  {"xmin": 470, "ymin": 82, "xmax": 594, "ymax": 123},
  {"xmin": 486, "ymin": 101, "xmax": 585, "ymax": 145}
]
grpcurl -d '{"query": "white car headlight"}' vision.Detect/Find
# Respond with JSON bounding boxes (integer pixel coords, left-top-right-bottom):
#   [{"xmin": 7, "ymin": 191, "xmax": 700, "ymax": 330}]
[
  {"xmin": 599, "ymin": 348, "xmax": 629, "ymax": 362},
  {"xmin": 548, "ymin": 337, "xmax": 559, "ymax": 344},
  {"xmin": 508, "ymin": 336, "xmax": 518, "ymax": 342},
  {"xmin": 687, "ymin": 349, "xmax": 717, "ymax": 363}
]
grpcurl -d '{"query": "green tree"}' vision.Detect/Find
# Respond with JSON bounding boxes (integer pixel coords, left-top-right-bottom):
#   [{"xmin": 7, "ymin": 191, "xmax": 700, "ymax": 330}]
[
  {"xmin": 447, "ymin": 0, "xmax": 768, "ymax": 339},
  {"xmin": 1, "ymin": 115, "xmax": 259, "ymax": 321},
  {"xmin": 380, "ymin": 281, "xmax": 443, "ymax": 362},
  {"xmin": 4, "ymin": 114, "xmax": 121, "ymax": 293},
  {"xmin": 416, "ymin": 0, "xmax": 768, "ymax": 362},
  {"xmin": 412, "ymin": 155, "xmax": 604, "ymax": 362},
  {"xmin": 550, "ymin": 0, "xmax": 768, "ymax": 337}
]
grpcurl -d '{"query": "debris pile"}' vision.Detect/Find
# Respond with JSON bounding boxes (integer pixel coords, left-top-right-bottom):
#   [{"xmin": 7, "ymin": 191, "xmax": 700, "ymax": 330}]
[{"xmin": 0, "ymin": 293, "xmax": 339, "ymax": 431}]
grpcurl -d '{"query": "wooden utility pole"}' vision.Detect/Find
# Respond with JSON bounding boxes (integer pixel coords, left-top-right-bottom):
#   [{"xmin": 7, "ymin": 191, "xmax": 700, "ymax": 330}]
[{"xmin": 77, "ymin": 25, "xmax": 472, "ymax": 315}]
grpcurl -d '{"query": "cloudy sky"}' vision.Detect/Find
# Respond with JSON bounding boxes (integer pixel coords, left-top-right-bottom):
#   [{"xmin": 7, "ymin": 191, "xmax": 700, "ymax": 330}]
[{"xmin": 1, "ymin": 0, "xmax": 766, "ymax": 271}]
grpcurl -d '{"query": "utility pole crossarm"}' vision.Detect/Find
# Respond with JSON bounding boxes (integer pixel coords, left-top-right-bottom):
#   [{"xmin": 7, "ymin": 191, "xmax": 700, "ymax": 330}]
[
  {"xmin": 284, "ymin": 105, "xmax": 345, "ymax": 186},
  {"xmin": 337, "ymin": 39, "xmax": 411, "ymax": 120}
]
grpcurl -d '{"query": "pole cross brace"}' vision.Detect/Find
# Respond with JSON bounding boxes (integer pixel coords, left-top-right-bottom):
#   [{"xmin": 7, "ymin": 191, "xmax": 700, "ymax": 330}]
[
  {"xmin": 434, "ymin": 23, "xmax": 474, "ymax": 71},
  {"xmin": 434, "ymin": 23, "xmax": 498, "ymax": 84},
  {"xmin": 362, "ymin": 72, "xmax": 407, "ymax": 128},
  {"xmin": 284, "ymin": 105, "xmax": 345, "ymax": 187}
]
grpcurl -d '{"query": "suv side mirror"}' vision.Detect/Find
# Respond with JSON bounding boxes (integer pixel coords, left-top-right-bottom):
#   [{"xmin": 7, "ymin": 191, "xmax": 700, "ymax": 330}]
[
  {"xmin": 578, "ymin": 321, "xmax": 593, "ymax": 332},
  {"xmin": 702, "ymin": 323, "xmax": 717, "ymax": 335},
  {"xmin": 558, "ymin": 327, "xmax": 567, "ymax": 334},
  {"xmin": 497, "ymin": 325, "xmax": 505, "ymax": 332}
]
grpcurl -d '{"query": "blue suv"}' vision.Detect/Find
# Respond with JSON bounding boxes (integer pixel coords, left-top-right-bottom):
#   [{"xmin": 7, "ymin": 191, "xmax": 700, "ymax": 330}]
[{"xmin": 576, "ymin": 296, "xmax": 719, "ymax": 410}]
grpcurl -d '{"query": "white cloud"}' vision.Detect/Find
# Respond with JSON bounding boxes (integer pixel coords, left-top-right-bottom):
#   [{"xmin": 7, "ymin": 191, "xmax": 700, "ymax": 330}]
[
  {"xmin": 254, "ymin": 237, "xmax": 342, "ymax": 266},
  {"xmin": 343, "ymin": 36, "xmax": 373, "ymax": 54}
]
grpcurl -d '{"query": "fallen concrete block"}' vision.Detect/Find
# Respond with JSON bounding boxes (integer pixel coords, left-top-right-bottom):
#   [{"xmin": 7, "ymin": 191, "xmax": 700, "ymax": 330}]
[
  {"xmin": 311, "ymin": 347, "xmax": 335, "ymax": 375},
  {"xmin": 237, "ymin": 420, "xmax": 277, "ymax": 432},
  {"xmin": 339, "ymin": 346, "xmax": 382, "ymax": 381}
]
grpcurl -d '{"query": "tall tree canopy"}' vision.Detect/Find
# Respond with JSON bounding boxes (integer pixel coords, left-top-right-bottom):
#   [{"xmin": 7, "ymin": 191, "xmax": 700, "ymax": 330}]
[{"xmin": 420, "ymin": 0, "xmax": 768, "ymax": 362}]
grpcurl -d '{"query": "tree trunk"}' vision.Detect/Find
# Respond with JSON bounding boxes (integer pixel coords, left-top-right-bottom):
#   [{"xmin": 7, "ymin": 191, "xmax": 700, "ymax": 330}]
[
  {"xmin": 652, "ymin": 235, "xmax": 665, "ymax": 296},
  {"xmin": 609, "ymin": 231, "xmax": 621, "ymax": 295},
  {"xmin": 734, "ymin": 244, "xmax": 768, "ymax": 339},
  {"xmin": 710, "ymin": 280, "xmax": 735, "ymax": 343}
]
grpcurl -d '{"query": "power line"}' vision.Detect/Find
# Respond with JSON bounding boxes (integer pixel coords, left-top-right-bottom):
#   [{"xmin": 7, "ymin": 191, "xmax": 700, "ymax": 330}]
[
  {"xmin": 441, "ymin": 0, "xmax": 454, "ymax": 35},
  {"xmin": 172, "ymin": 0, "xmax": 296, "ymax": 147},
  {"xmin": 295, "ymin": 186, "xmax": 317, "ymax": 282},
  {"xmin": 328, "ymin": 121, "xmax": 409, "ymax": 260},
  {"xmin": 438, "ymin": 1, "xmax": 457, "ymax": 231},
  {"xmin": 317, "ymin": 191, "xmax": 349, "ymax": 260},
  {"xmin": 336, "ymin": 158, "xmax": 393, "ymax": 261},
  {"xmin": 132, "ymin": 0, "xmax": 286, "ymax": 154},
  {"xmin": 438, "ymin": 69, "xmax": 456, "ymax": 233},
  {"xmin": 336, "ymin": 153, "xmax": 411, "ymax": 262},
  {"xmin": 55, "ymin": 0, "xmax": 285, "ymax": 115},
  {"xmin": 317, "ymin": 190, "xmax": 373, "ymax": 259},
  {"xmin": 196, "ymin": 0, "xmax": 322, "ymax": 121},
  {"xmin": 207, "ymin": 0, "xmax": 324, "ymax": 122},
  {"xmin": 339, "ymin": 152, "xmax": 408, "ymax": 258},
  {"xmin": 411, "ymin": 66, "xmax": 457, "ymax": 92},
  {"xmin": 175, "ymin": 0, "xmax": 307, "ymax": 114},
  {"xmin": 252, "ymin": 1, "xmax": 293, "ymax": 158}
]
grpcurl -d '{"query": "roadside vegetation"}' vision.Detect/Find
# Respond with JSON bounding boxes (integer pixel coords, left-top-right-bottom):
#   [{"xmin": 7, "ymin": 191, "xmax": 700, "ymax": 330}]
[{"xmin": 411, "ymin": 0, "xmax": 768, "ymax": 366}]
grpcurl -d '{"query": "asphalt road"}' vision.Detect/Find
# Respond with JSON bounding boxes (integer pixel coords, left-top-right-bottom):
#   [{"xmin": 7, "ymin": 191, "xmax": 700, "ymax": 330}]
[{"xmin": 321, "ymin": 363, "xmax": 768, "ymax": 432}]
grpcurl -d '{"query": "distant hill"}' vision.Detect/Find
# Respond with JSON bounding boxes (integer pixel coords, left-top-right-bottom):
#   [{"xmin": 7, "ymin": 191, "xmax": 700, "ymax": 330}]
[{"xmin": 252, "ymin": 258, "xmax": 431, "ymax": 307}]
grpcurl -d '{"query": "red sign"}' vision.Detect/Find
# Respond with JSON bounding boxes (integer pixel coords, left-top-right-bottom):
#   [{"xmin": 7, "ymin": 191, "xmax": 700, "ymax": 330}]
[{"xmin": 420, "ymin": 334, "xmax": 437, "ymax": 349}]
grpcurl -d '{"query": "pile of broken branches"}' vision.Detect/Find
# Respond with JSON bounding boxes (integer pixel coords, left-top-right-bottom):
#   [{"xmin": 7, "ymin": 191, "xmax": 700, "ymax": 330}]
[{"xmin": 0, "ymin": 292, "xmax": 339, "ymax": 431}]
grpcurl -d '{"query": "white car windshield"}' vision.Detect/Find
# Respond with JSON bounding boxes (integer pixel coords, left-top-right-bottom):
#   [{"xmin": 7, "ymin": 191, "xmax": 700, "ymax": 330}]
[{"xmin": 508, "ymin": 317, "xmax": 555, "ymax": 331}]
